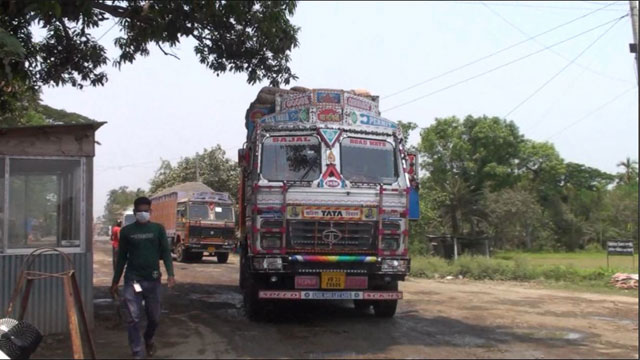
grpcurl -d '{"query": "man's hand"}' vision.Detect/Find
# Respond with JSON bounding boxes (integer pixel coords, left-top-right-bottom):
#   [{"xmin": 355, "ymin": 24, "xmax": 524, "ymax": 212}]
[
  {"xmin": 167, "ymin": 276, "xmax": 176, "ymax": 289},
  {"xmin": 110, "ymin": 283, "xmax": 119, "ymax": 299}
]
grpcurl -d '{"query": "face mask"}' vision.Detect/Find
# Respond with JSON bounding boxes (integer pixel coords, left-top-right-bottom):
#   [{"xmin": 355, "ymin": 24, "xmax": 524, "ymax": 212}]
[{"xmin": 135, "ymin": 211, "xmax": 150, "ymax": 223}]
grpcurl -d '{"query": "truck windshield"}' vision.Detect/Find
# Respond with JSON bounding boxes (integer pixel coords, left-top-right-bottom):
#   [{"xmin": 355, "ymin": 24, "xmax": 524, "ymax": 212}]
[
  {"xmin": 189, "ymin": 204, "xmax": 234, "ymax": 221},
  {"xmin": 340, "ymin": 137, "xmax": 397, "ymax": 184},
  {"xmin": 261, "ymin": 136, "xmax": 321, "ymax": 181}
]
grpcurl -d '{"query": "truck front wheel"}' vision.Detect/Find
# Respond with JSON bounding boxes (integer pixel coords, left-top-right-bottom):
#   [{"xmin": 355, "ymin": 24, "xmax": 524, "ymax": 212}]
[
  {"xmin": 216, "ymin": 252, "xmax": 230, "ymax": 264},
  {"xmin": 176, "ymin": 244, "xmax": 188, "ymax": 263},
  {"xmin": 243, "ymin": 275, "xmax": 264, "ymax": 321},
  {"xmin": 372, "ymin": 281, "xmax": 399, "ymax": 318}
]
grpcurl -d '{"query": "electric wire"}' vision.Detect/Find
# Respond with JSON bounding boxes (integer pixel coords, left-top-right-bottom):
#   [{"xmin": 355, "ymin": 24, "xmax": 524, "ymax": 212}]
[
  {"xmin": 453, "ymin": 1, "xmax": 626, "ymax": 12},
  {"xmin": 382, "ymin": 2, "xmax": 619, "ymax": 100},
  {"xmin": 481, "ymin": 2, "xmax": 631, "ymax": 83},
  {"xmin": 382, "ymin": 15, "xmax": 627, "ymax": 113},
  {"xmin": 503, "ymin": 14, "xmax": 627, "ymax": 118},
  {"xmin": 545, "ymin": 85, "xmax": 637, "ymax": 140}
]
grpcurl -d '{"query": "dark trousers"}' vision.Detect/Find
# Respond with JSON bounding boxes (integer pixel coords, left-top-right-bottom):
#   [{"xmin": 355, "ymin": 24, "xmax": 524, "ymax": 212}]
[
  {"xmin": 122, "ymin": 280, "xmax": 162, "ymax": 357},
  {"xmin": 112, "ymin": 247, "xmax": 118, "ymax": 273}
]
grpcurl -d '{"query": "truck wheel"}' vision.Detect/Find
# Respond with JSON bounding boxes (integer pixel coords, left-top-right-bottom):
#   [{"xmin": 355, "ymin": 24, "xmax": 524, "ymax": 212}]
[
  {"xmin": 372, "ymin": 281, "xmax": 398, "ymax": 318},
  {"xmin": 216, "ymin": 252, "xmax": 230, "ymax": 264},
  {"xmin": 243, "ymin": 275, "xmax": 264, "ymax": 321},
  {"xmin": 176, "ymin": 244, "xmax": 188, "ymax": 263}
]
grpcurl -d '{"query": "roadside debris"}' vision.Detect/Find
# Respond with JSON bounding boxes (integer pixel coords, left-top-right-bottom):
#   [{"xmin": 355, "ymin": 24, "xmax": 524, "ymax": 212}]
[{"xmin": 609, "ymin": 273, "xmax": 638, "ymax": 289}]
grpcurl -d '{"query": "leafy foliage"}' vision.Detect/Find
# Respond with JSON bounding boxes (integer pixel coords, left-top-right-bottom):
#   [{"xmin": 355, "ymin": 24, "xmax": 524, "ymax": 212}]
[
  {"xmin": 413, "ymin": 114, "xmax": 638, "ymax": 253},
  {"xmin": 103, "ymin": 186, "xmax": 146, "ymax": 225},
  {"xmin": 0, "ymin": 1, "xmax": 299, "ymax": 90},
  {"xmin": 149, "ymin": 145, "xmax": 239, "ymax": 201}
]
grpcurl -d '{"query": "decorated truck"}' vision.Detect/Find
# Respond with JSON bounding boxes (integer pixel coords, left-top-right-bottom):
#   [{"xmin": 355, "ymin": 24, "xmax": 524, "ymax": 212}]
[
  {"xmin": 150, "ymin": 182, "xmax": 236, "ymax": 263},
  {"xmin": 237, "ymin": 87, "xmax": 420, "ymax": 319}
]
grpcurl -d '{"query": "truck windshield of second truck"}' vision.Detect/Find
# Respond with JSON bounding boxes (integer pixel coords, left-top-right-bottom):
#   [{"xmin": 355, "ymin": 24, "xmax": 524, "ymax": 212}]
[{"xmin": 189, "ymin": 203, "xmax": 234, "ymax": 221}]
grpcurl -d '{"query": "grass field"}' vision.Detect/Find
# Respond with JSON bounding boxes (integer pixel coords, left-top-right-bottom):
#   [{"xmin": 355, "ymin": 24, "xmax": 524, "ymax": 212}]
[
  {"xmin": 410, "ymin": 251, "xmax": 638, "ymax": 296},
  {"xmin": 494, "ymin": 250, "xmax": 637, "ymax": 273}
]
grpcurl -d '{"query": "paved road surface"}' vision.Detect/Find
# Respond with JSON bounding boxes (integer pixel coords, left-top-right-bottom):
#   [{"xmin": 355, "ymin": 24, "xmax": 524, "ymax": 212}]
[{"xmin": 34, "ymin": 238, "xmax": 638, "ymax": 359}]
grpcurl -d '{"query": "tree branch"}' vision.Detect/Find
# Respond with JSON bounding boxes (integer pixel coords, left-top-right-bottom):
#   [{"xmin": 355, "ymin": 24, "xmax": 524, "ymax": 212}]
[
  {"xmin": 157, "ymin": 43, "xmax": 180, "ymax": 60},
  {"xmin": 92, "ymin": 2, "xmax": 128, "ymax": 18}
]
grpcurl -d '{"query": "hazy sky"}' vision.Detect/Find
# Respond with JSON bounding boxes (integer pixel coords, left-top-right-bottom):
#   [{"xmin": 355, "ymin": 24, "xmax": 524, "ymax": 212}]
[{"xmin": 39, "ymin": 1, "xmax": 638, "ymax": 218}]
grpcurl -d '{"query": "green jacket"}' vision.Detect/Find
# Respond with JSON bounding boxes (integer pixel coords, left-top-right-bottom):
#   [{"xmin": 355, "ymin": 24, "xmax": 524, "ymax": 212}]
[{"xmin": 112, "ymin": 221, "xmax": 174, "ymax": 283}]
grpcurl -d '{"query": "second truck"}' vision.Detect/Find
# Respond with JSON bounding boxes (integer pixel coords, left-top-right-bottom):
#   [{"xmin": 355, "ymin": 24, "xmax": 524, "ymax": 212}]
[{"xmin": 150, "ymin": 182, "xmax": 236, "ymax": 263}]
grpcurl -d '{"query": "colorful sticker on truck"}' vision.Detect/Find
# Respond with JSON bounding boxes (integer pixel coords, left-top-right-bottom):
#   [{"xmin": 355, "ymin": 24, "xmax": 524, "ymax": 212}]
[
  {"xmin": 344, "ymin": 93, "xmax": 378, "ymax": 114},
  {"xmin": 260, "ymin": 108, "xmax": 309, "ymax": 124},
  {"xmin": 358, "ymin": 113, "xmax": 397, "ymax": 129},
  {"xmin": 315, "ymin": 90, "xmax": 342, "ymax": 105},
  {"xmin": 278, "ymin": 93, "xmax": 313, "ymax": 111}
]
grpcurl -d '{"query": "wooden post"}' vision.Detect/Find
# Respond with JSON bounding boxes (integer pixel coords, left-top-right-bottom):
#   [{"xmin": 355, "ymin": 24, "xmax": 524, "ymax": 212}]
[
  {"xmin": 17, "ymin": 278, "xmax": 34, "ymax": 321},
  {"xmin": 63, "ymin": 276, "xmax": 84, "ymax": 359},
  {"xmin": 70, "ymin": 272, "xmax": 96, "ymax": 359},
  {"xmin": 485, "ymin": 239, "xmax": 490, "ymax": 258}
]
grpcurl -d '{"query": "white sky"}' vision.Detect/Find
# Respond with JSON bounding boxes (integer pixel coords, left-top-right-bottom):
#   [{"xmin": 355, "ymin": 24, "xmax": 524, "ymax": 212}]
[{"xmin": 39, "ymin": 1, "xmax": 638, "ymax": 218}]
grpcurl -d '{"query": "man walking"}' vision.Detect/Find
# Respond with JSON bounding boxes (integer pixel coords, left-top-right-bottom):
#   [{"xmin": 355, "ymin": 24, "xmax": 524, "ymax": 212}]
[
  {"xmin": 111, "ymin": 197, "xmax": 176, "ymax": 359},
  {"xmin": 111, "ymin": 220, "xmax": 122, "ymax": 272}
]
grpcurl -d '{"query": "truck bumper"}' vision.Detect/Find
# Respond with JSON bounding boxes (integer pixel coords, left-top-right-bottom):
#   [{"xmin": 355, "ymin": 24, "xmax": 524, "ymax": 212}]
[
  {"xmin": 258, "ymin": 290, "xmax": 402, "ymax": 300},
  {"xmin": 187, "ymin": 242, "xmax": 235, "ymax": 253}
]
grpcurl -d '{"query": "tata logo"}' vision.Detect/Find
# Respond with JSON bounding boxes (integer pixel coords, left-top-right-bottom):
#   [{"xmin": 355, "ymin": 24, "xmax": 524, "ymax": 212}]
[
  {"xmin": 322, "ymin": 225, "xmax": 342, "ymax": 245},
  {"xmin": 321, "ymin": 210, "xmax": 343, "ymax": 217}
]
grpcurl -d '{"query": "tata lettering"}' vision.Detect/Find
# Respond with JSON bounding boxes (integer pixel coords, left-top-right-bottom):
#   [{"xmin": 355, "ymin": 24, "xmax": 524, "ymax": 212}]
[{"xmin": 303, "ymin": 208, "xmax": 361, "ymax": 218}]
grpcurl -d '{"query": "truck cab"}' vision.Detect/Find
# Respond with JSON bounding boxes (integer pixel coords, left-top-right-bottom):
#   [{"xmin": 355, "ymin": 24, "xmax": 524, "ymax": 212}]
[{"xmin": 238, "ymin": 88, "xmax": 419, "ymax": 319}]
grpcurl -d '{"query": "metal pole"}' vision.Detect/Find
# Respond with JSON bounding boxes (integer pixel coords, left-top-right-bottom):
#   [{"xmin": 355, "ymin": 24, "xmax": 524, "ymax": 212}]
[{"xmin": 630, "ymin": 0, "xmax": 639, "ymax": 84}]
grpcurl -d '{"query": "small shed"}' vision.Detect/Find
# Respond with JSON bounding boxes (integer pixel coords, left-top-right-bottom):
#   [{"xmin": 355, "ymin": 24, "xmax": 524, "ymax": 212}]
[{"xmin": 0, "ymin": 122, "xmax": 104, "ymax": 335}]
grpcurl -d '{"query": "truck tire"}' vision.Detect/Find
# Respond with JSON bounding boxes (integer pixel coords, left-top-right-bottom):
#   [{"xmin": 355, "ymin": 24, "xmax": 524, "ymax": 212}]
[
  {"xmin": 243, "ymin": 275, "xmax": 264, "ymax": 321},
  {"xmin": 216, "ymin": 252, "xmax": 229, "ymax": 264},
  {"xmin": 176, "ymin": 244, "xmax": 188, "ymax": 263},
  {"xmin": 372, "ymin": 281, "xmax": 398, "ymax": 318}
]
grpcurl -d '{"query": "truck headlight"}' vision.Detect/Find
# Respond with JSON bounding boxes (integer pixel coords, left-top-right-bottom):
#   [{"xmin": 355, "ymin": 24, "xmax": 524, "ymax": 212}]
[
  {"xmin": 381, "ymin": 259, "xmax": 408, "ymax": 272},
  {"xmin": 253, "ymin": 257, "xmax": 283, "ymax": 270},
  {"xmin": 261, "ymin": 235, "xmax": 282, "ymax": 249}
]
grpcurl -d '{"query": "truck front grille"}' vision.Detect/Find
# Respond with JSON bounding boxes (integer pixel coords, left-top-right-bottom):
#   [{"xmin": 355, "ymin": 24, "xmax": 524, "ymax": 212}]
[
  {"xmin": 189, "ymin": 226, "xmax": 235, "ymax": 239},
  {"xmin": 287, "ymin": 221, "xmax": 375, "ymax": 252}
]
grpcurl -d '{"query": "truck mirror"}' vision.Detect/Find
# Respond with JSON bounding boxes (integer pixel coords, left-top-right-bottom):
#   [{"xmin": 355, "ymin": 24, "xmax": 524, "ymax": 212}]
[{"xmin": 238, "ymin": 149, "xmax": 247, "ymax": 168}]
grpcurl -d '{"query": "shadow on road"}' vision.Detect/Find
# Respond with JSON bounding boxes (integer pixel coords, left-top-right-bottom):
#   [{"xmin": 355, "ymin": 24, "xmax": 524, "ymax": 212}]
[{"xmin": 34, "ymin": 281, "xmax": 596, "ymax": 359}]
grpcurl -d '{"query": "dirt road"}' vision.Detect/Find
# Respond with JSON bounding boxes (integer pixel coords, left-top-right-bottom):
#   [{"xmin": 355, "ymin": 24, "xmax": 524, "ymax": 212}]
[{"xmin": 35, "ymin": 238, "xmax": 638, "ymax": 359}]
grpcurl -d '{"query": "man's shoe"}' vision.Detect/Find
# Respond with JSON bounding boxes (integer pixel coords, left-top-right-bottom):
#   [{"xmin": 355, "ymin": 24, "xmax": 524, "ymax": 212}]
[{"xmin": 145, "ymin": 342, "xmax": 156, "ymax": 357}]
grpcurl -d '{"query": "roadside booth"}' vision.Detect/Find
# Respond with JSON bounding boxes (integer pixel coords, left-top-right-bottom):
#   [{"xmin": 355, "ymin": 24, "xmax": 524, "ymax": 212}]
[{"xmin": 0, "ymin": 122, "xmax": 103, "ymax": 335}]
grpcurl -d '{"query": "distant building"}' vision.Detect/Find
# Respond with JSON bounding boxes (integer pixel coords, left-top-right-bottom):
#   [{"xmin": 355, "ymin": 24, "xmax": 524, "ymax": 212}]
[{"xmin": 0, "ymin": 122, "xmax": 104, "ymax": 334}]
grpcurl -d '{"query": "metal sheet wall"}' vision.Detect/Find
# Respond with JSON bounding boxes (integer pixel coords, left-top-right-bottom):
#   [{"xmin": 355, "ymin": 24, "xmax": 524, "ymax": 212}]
[{"xmin": 0, "ymin": 252, "xmax": 93, "ymax": 335}]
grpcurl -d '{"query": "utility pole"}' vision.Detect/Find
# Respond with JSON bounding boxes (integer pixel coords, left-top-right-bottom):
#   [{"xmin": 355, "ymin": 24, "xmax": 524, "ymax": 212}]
[
  {"xmin": 195, "ymin": 152, "xmax": 200, "ymax": 182},
  {"xmin": 630, "ymin": 0, "xmax": 639, "ymax": 84}
]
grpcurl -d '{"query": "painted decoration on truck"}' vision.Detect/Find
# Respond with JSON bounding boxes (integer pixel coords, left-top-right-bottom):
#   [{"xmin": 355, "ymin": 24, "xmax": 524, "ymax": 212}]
[
  {"xmin": 300, "ymin": 206, "xmax": 361, "ymax": 220},
  {"xmin": 345, "ymin": 137, "xmax": 393, "ymax": 149},
  {"xmin": 358, "ymin": 113, "xmax": 397, "ymax": 129},
  {"xmin": 277, "ymin": 93, "xmax": 313, "ymax": 112},
  {"xmin": 344, "ymin": 92, "xmax": 378, "ymax": 114},
  {"xmin": 265, "ymin": 135, "xmax": 317, "ymax": 145},
  {"xmin": 316, "ymin": 107, "xmax": 342, "ymax": 123},
  {"xmin": 314, "ymin": 90, "xmax": 342, "ymax": 105},
  {"xmin": 260, "ymin": 108, "xmax": 309, "ymax": 124},
  {"xmin": 318, "ymin": 128, "xmax": 341, "ymax": 148},
  {"xmin": 318, "ymin": 164, "xmax": 344, "ymax": 188}
]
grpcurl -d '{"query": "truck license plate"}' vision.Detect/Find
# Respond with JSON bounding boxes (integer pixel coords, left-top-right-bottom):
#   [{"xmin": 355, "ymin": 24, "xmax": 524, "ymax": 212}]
[
  {"xmin": 207, "ymin": 247, "xmax": 215, "ymax": 253},
  {"xmin": 321, "ymin": 272, "xmax": 345, "ymax": 289}
]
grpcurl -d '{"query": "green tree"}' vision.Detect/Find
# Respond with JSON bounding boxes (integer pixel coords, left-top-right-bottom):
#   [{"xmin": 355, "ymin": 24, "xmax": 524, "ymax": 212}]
[
  {"xmin": 0, "ymin": 1, "xmax": 299, "ymax": 90},
  {"xmin": 615, "ymin": 157, "xmax": 638, "ymax": 185},
  {"xmin": 103, "ymin": 186, "xmax": 146, "ymax": 225},
  {"xmin": 396, "ymin": 120, "xmax": 418, "ymax": 147},
  {"xmin": 149, "ymin": 145, "xmax": 239, "ymax": 200}
]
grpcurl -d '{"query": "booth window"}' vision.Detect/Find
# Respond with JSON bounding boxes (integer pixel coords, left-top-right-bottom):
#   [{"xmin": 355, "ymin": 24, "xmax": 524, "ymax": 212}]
[{"xmin": 2, "ymin": 158, "xmax": 83, "ymax": 251}]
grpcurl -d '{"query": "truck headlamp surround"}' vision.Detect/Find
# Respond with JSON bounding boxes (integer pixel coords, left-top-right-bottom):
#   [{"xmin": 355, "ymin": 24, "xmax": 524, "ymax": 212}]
[
  {"xmin": 381, "ymin": 258, "xmax": 408, "ymax": 272},
  {"xmin": 253, "ymin": 257, "xmax": 283, "ymax": 271}
]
